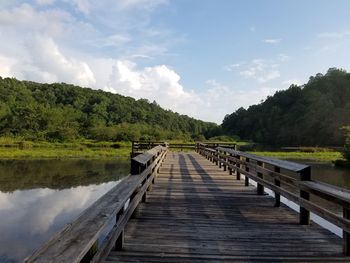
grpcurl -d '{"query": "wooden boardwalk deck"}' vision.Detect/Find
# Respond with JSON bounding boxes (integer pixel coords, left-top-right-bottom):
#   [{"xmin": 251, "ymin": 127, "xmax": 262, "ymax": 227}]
[{"xmin": 105, "ymin": 152, "xmax": 347, "ymax": 262}]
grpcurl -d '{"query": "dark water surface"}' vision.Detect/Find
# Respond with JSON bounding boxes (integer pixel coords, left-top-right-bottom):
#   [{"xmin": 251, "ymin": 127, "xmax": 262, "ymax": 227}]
[
  {"xmin": 0, "ymin": 157, "xmax": 349, "ymax": 262},
  {"xmin": 0, "ymin": 159, "xmax": 129, "ymax": 263}
]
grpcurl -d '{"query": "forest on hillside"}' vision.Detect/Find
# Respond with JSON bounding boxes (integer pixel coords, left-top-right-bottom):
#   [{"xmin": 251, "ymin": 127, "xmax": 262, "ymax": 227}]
[
  {"xmin": 222, "ymin": 68, "xmax": 350, "ymax": 147},
  {"xmin": 0, "ymin": 77, "xmax": 219, "ymax": 142}
]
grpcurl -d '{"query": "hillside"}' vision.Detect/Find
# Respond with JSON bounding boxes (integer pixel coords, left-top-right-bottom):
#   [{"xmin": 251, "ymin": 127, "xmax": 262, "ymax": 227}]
[
  {"xmin": 0, "ymin": 77, "xmax": 218, "ymax": 142},
  {"xmin": 222, "ymin": 68, "xmax": 350, "ymax": 146}
]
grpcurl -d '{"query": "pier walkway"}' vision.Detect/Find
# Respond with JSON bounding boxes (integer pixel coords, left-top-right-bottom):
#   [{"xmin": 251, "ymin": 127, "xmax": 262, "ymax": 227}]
[
  {"xmin": 105, "ymin": 152, "xmax": 345, "ymax": 262},
  {"xmin": 26, "ymin": 144, "xmax": 350, "ymax": 263}
]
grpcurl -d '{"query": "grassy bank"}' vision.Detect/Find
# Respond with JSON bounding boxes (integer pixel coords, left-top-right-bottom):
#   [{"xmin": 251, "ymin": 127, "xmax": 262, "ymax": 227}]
[
  {"xmin": 250, "ymin": 151, "xmax": 343, "ymax": 162},
  {"xmin": 0, "ymin": 138, "xmax": 131, "ymax": 159},
  {"xmin": 0, "ymin": 147, "xmax": 131, "ymax": 159}
]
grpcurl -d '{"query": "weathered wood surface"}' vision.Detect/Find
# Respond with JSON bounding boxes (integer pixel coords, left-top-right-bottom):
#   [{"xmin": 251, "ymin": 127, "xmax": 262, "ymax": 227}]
[
  {"xmin": 105, "ymin": 152, "xmax": 348, "ymax": 262},
  {"xmin": 25, "ymin": 146, "xmax": 167, "ymax": 263}
]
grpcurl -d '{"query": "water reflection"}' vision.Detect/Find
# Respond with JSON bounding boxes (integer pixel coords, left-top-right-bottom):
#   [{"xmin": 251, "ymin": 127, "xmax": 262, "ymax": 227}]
[
  {"xmin": 0, "ymin": 159, "xmax": 129, "ymax": 263},
  {"xmin": 286, "ymin": 159, "xmax": 350, "ymax": 190}
]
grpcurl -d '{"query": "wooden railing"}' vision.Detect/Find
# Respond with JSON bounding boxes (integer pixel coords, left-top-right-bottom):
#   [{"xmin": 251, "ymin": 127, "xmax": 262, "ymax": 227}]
[
  {"xmin": 25, "ymin": 145, "xmax": 168, "ymax": 263},
  {"xmin": 132, "ymin": 141, "xmax": 238, "ymax": 155},
  {"xmin": 196, "ymin": 143, "xmax": 350, "ymax": 255}
]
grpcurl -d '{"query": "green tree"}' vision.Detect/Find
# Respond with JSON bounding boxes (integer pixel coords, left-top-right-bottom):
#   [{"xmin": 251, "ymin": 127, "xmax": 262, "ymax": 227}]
[{"xmin": 342, "ymin": 126, "xmax": 350, "ymax": 161}]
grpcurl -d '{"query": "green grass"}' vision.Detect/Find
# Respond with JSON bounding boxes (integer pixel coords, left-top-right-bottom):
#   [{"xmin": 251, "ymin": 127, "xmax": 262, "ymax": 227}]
[
  {"xmin": 249, "ymin": 151, "xmax": 343, "ymax": 162},
  {"xmin": 0, "ymin": 137, "xmax": 132, "ymax": 159},
  {"xmin": 0, "ymin": 147, "xmax": 131, "ymax": 159},
  {"xmin": 0, "ymin": 147, "xmax": 132, "ymax": 159}
]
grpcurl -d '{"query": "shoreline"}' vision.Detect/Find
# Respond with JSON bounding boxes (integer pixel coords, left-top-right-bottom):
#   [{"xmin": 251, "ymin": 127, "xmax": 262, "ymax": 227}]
[{"xmin": 248, "ymin": 151, "xmax": 343, "ymax": 162}]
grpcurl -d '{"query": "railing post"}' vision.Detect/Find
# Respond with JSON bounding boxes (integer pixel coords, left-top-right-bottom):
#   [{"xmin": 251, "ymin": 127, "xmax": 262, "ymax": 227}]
[
  {"xmin": 344, "ymin": 208, "xmax": 350, "ymax": 255},
  {"xmin": 257, "ymin": 161, "xmax": 264, "ymax": 195},
  {"xmin": 131, "ymin": 159, "xmax": 143, "ymax": 175},
  {"xmin": 215, "ymin": 149, "xmax": 219, "ymax": 165},
  {"xmin": 115, "ymin": 231, "xmax": 124, "ymax": 251},
  {"xmin": 274, "ymin": 166, "xmax": 281, "ymax": 207},
  {"xmin": 229, "ymin": 153, "xmax": 233, "ymax": 175},
  {"xmin": 115, "ymin": 209, "xmax": 124, "ymax": 250},
  {"xmin": 244, "ymin": 157, "xmax": 249, "ymax": 186},
  {"xmin": 223, "ymin": 151, "xmax": 227, "ymax": 171},
  {"xmin": 235, "ymin": 155, "xmax": 240, "ymax": 180},
  {"xmin": 299, "ymin": 166, "xmax": 311, "ymax": 225},
  {"xmin": 219, "ymin": 149, "xmax": 222, "ymax": 168}
]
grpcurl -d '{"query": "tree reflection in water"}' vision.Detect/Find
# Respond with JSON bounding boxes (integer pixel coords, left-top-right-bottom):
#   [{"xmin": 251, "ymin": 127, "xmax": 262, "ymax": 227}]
[{"xmin": 0, "ymin": 158, "xmax": 129, "ymax": 263}]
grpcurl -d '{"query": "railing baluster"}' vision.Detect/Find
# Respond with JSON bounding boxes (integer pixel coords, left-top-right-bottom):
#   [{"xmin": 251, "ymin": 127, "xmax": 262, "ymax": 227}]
[
  {"xmin": 274, "ymin": 166, "xmax": 281, "ymax": 207},
  {"xmin": 223, "ymin": 150, "xmax": 227, "ymax": 171},
  {"xmin": 257, "ymin": 161, "xmax": 264, "ymax": 195},
  {"xmin": 244, "ymin": 157, "xmax": 248, "ymax": 185},
  {"xmin": 229, "ymin": 153, "xmax": 233, "ymax": 175},
  {"xmin": 344, "ymin": 208, "xmax": 350, "ymax": 255},
  {"xmin": 299, "ymin": 167, "xmax": 311, "ymax": 225}
]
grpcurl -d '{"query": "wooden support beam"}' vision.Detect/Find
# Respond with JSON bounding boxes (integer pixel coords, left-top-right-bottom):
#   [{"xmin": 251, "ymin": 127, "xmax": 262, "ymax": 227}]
[
  {"xmin": 344, "ymin": 208, "xmax": 350, "ymax": 256},
  {"xmin": 257, "ymin": 161, "xmax": 264, "ymax": 195},
  {"xmin": 274, "ymin": 166, "xmax": 281, "ymax": 207},
  {"xmin": 114, "ymin": 231, "xmax": 124, "ymax": 251},
  {"xmin": 300, "ymin": 167, "xmax": 311, "ymax": 225},
  {"xmin": 244, "ymin": 157, "xmax": 249, "ymax": 186}
]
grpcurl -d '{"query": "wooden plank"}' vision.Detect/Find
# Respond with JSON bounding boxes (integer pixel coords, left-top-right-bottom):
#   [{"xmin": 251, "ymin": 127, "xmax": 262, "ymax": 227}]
[
  {"xmin": 300, "ymin": 180, "xmax": 350, "ymax": 208},
  {"xmin": 105, "ymin": 151, "xmax": 345, "ymax": 263},
  {"xmin": 26, "ymin": 147, "xmax": 167, "ymax": 263},
  {"xmin": 217, "ymin": 147, "xmax": 309, "ymax": 172}
]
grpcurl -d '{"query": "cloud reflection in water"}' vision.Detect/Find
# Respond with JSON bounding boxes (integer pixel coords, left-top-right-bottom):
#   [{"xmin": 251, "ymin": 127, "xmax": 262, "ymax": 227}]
[{"xmin": 0, "ymin": 181, "xmax": 118, "ymax": 262}]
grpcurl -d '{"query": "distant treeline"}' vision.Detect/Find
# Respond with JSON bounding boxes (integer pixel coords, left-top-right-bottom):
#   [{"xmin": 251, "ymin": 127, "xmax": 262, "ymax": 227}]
[
  {"xmin": 0, "ymin": 77, "xmax": 219, "ymax": 142},
  {"xmin": 222, "ymin": 68, "xmax": 350, "ymax": 146}
]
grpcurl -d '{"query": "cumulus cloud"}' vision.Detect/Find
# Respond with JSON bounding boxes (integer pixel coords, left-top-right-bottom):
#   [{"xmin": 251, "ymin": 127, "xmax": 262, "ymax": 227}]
[
  {"xmin": 0, "ymin": 3, "xmax": 73, "ymax": 37},
  {"xmin": 18, "ymin": 35, "xmax": 96, "ymax": 86},
  {"xmin": 0, "ymin": 182, "xmax": 118, "ymax": 261},
  {"xmin": 0, "ymin": 55, "xmax": 16, "ymax": 78},
  {"xmin": 106, "ymin": 60, "xmax": 198, "ymax": 114},
  {"xmin": 203, "ymin": 79, "xmax": 279, "ymax": 119}
]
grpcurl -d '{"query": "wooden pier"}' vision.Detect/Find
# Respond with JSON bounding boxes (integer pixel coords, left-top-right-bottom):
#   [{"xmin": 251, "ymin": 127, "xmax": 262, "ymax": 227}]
[{"xmin": 26, "ymin": 143, "xmax": 350, "ymax": 262}]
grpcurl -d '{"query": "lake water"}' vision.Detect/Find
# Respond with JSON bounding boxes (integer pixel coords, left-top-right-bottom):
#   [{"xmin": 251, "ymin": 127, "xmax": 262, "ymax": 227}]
[
  {"xmin": 0, "ymin": 157, "xmax": 349, "ymax": 262},
  {"xmin": 0, "ymin": 159, "xmax": 129, "ymax": 263}
]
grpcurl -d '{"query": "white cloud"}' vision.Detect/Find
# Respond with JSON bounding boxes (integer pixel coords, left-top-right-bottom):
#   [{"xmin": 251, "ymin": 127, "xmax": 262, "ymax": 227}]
[
  {"xmin": 203, "ymin": 79, "xmax": 279, "ymax": 118},
  {"xmin": 0, "ymin": 55, "xmax": 16, "ymax": 78},
  {"xmin": 318, "ymin": 31, "xmax": 350, "ymax": 39},
  {"xmin": 35, "ymin": 0, "xmax": 55, "ymax": 5},
  {"xmin": 263, "ymin": 38, "xmax": 281, "ymax": 44},
  {"xmin": 0, "ymin": 182, "xmax": 118, "ymax": 261},
  {"xmin": 238, "ymin": 58, "xmax": 281, "ymax": 83},
  {"xmin": 106, "ymin": 60, "xmax": 198, "ymax": 114},
  {"xmin": 258, "ymin": 70, "xmax": 280, "ymax": 83},
  {"xmin": 116, "ymin": 0, "xmax": 168, "ymax": 10},
  {"xmin": 282, "ymin": 79, "xmax": 301, "ymax": 86},
  {"xmin": 278, "ymin": 54, "xmax": 290, "ymax": 62},
  {"xmin": 240, "ymin": 69, "xmax": 256, "ymax": 78},
  {"xmin": 65, "ymin": 0, "xmax": 90, "ymax": 15},
  {"xmin": 224, "ymin": 63, "xmax": 242, "ymax": 72},
  {"xmin": 17, "ymin": 35, "xmax": 96, "ymax": 86}
]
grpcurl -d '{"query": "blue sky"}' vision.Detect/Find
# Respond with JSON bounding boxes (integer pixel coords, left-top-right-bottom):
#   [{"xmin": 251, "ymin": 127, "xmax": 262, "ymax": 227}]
[{"xmin": 1, "ymin": 0, "xmax": 350, "ymax": 123}]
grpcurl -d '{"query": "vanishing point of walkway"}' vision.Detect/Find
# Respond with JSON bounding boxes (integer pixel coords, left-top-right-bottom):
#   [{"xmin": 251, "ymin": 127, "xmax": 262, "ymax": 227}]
[{"xmin": 105, "ymin": 152, "xmax": 346, "ymax": 262}]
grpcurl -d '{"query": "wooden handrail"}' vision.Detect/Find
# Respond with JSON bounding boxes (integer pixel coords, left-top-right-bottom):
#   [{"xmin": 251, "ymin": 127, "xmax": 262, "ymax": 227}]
[
  {"xmin": 196, "ymin": 143, "xmax": 350, "ymax": 255},
  {"xmin": 25, "ymin": 145, "xmax": 168, "ymax": 263}
]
